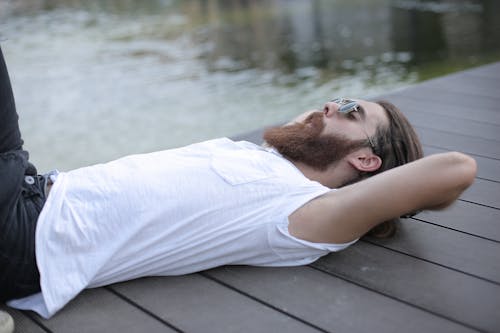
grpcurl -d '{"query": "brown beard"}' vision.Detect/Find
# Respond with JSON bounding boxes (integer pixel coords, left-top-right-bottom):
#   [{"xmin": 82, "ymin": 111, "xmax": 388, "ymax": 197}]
[{"xmin": 263, "ymin": 112, "xmax": 367, "ymax": 171}]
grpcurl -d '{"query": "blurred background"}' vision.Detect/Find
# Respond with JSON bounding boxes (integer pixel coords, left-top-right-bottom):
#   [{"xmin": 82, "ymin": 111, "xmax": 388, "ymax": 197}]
[{"xmin": 1, "ymin": 0, "xmax": 499, "ymax": 171}]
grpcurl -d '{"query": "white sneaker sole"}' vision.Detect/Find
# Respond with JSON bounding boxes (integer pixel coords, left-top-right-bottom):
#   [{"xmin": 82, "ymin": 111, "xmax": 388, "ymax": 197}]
[{"xmin": 0, "ymin": 311, "xmax": 14, "ymax": 333}]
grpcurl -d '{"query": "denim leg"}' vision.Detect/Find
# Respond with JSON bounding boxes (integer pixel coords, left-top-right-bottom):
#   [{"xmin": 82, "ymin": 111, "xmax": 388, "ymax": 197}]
[
  {"xmin": 0, "ymin": 45, "xmax": 41, "ymax": 301},
  {"xmin": 0, "ymin": 45, "xmax": 23, "ymax": 153},
  {"xmin": 0, "ymin": 176, "xmax": 43, "ymax": 301},
  {"xmin": 0, "ymin": 45, "xmax": 30, "ymax": 222}
]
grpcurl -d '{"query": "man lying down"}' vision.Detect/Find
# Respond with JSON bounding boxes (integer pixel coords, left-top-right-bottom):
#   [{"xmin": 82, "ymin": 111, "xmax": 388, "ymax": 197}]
[{"xmin": 0, "ymin": 46, "xmax": 477, "ymax": 319}]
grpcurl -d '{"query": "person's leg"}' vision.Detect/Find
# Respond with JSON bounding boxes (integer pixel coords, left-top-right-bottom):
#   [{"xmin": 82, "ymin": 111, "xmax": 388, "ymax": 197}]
[
  {"xmin": 0, "ymin": 45, "xmax": 24, "ymax": 153},
  {"xmin": 0, "ymin": 44, "xmax": 30, "ymax": 222},
  {"xmin": 0, "ymin": 45, "xmax": 41, "ymax": 302}
]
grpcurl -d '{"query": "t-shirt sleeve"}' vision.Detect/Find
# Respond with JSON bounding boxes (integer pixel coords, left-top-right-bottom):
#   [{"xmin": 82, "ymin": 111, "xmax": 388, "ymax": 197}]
[{"xmin": 267, "ymin": 218, "xmax": 358, "ymax": 266}]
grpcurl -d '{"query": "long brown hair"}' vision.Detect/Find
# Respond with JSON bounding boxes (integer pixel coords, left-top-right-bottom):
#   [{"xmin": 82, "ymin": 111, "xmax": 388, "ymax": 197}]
[{"xmin": 366, "ymin": 100, "xmax": 424, "ymax": 238}]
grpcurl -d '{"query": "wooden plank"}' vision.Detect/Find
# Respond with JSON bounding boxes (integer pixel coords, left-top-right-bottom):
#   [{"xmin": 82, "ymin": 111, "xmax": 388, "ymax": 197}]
[
  {"xmin": 405, "ymin": 110, "xmax": 500, "ymax": 142},
  {"xmin": 400, "ymin": 62, "xmax": 498, "ymax": 82},
  {"xmin": 462, "ymin": 178, "xmax": 500, "ymax": 209},
  {"xmin": 382, "ymin": 94, "xmax": 500, "ymax": 125},
  {"xmin": 312, "ymin": 242, "xmax": 500, "ymax": 333},
  {"xmin": 390, "ymin": 84, "xmax": 500, "ymax": 111},
  {"xmin": 0, "ymin": 305, "xmax": 46, "ymax": 333},
  {"xmin": 399, "ymin": 148, "xmax": 500, "ymax": 240},
  {"xmin": 416, "ymin": 126, "xmax": 500, "ymax": 159},
  {"xmin": 205, "ymin": 266, "xmax": 474, "ymax": 333},
  {"xmin": 423, "ymin": 74, "xmax": 500, "ymax": 99},
  {"xmin": 464, "ymin": 62, "xmax": 500, "ymax": 79},
  {"xmin": 417, "ymin": 200, "xmax": 500, "ymax": 241},
  {"xmin": 383, "ymin": 97, "xmax": 500, "ymax": 140},
  {"xmin": 111, "ymin": 274, "xmax": 321, "ymax": 333},
  {"xmin": 35, "ymin": 288, "xmax": 173, "ymax": 333},
  {"xmin": 366, "ymin": 219, "xmax": 500, "ymax": 284}
]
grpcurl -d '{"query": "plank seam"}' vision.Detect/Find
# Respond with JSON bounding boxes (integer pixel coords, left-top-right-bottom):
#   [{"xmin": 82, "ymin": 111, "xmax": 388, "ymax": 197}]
[
  {"xmin": 200, "ymin": 272, "xmax": 330, "ymax": 333},
  {"xmin": 362, "ymin": 238, "xmax": 500, "ymax": 286},
  {"xmin": 308, "ymin": 264, "xmax": 482, "ymax": 333},
  {"xmin": 384, "ymin": 68, "xmax": 500, "ymax": 97},
  {"xmin": 458, "ymin": 199, "xmax": 500, "ymax": 211},
  {"xmin": 106, "ymin": 287, "xmax": 184, "ymax": 333},
  {"xmin": 464, "ymin": 176, "xmax": 500, "ymax": 185},
  {"xmin": 382, "ymin": 91, "xmax": 500, "ymax": 114},
  {"xmin": 422, "ymin": 143, "xmax": 500, "ymax": 161},
  {"xmin": 411, "ymin": 217, "xmax": 500, "ymax": 244},
  {"xmin": 414, "ymin": 124, "xmax": 500, "ymax": 144},
  {"xmin": 23, "ymin": 311, "xmax": 54, "ymax": 333},
  {"xmin": 475, "ymin": 176, "xmax": 500, "ymax": 184},
  {"xmin": 403, "ymin": 108, "xmax": 500, "ymax": 128},
  {"xmin": 408, "ymin": 114, "xmax": 499, "ymax": 128},
  {"xmin": 403, "ymin": 84, "xmax": 500, "ymax": 101}
]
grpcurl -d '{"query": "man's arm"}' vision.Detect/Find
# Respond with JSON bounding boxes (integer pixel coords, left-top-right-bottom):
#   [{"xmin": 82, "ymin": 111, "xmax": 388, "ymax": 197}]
[{"xmin": 289, "ymin": 152, "xmax": 477, "ymax": 244}]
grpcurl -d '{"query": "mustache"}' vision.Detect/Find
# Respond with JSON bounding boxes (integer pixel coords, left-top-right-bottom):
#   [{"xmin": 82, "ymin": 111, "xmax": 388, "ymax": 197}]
[{"xmin": 263, "ymin": 112, "xmax": 366, "ymax": 171}]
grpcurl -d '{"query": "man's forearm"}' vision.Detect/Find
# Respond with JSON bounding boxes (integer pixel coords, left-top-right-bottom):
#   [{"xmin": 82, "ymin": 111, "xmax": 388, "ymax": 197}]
[
  {"xmin": 358, "ymin": 151, "xmax": 477, "ymax": 218},
  {"xmin": 289, "ymin": 152, "xmax": 477, "ymax": 244}
]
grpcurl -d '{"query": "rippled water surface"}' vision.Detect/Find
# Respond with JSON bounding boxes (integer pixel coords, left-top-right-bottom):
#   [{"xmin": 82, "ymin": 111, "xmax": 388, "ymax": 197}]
[{"xmin": 1, "ymin": 0, "xmax": 499, "ymax": 171}]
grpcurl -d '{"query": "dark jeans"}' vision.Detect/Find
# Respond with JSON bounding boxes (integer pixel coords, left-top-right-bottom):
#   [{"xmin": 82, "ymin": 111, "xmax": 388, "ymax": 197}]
[{"xmin": 0, "ymin": 45, "xmax": 43, "ymax": 301}]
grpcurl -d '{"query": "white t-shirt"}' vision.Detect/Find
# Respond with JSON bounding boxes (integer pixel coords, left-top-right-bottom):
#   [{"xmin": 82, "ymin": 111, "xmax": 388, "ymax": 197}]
[{"xmin": 8, "ymin": 138, "xmax": 356, "ymax": 318}]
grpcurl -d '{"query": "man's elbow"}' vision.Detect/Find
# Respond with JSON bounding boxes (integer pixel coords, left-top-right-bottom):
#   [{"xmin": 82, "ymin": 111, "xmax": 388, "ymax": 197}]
[
  {"xmin": 449, "ymin": 151, "xmax": 477, "ymax": 189},
  {"xmin": 424, "ymin": 152, "xmax": 477, "ymax": 211}
]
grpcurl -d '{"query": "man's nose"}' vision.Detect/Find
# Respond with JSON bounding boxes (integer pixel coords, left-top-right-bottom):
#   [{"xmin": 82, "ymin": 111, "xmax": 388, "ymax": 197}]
[{"xmin": 323, "ymin": 101, "xmax": 340, "ymax": 117}]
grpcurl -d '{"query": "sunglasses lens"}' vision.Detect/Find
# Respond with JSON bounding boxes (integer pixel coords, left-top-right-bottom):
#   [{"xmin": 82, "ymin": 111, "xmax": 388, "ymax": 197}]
[{"xmin": 338, "ymin": 101, "xmax": 357, "ymax": 114}]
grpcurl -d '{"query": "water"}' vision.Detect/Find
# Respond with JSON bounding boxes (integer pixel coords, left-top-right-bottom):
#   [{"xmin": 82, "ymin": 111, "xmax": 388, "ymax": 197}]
[{"xmin": 1, "ymin": 0, "xmax": 499, "ymax": 171}]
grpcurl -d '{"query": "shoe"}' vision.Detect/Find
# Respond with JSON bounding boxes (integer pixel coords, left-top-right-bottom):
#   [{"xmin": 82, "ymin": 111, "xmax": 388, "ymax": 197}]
[{"xmin": 0, "ymin": 310, "xmax": 14, "ymax": 333}]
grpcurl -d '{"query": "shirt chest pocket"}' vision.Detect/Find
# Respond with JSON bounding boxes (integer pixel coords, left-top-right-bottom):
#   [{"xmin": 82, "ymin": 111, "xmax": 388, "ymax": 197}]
[{"xmin": 210, "ymin": 150, "xmax": 276, "ymax": 185}]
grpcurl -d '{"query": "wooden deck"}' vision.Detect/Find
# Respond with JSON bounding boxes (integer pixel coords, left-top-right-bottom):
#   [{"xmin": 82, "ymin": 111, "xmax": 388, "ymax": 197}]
[{"xmin": 2, "ymin": 62, "xmax": 500, "ymax": 333}]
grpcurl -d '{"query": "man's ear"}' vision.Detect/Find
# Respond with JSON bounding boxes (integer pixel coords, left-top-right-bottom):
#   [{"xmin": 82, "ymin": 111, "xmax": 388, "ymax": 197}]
[{"xmin": 346, "ymin": 148, "xmax": 382, "ymax": 172}]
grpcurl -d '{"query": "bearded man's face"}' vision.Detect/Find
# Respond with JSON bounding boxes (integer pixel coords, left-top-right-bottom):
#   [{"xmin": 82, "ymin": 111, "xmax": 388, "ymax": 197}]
[{"xmin": 263, "ymin": 111, "xmax": 367, "ymax": 171}]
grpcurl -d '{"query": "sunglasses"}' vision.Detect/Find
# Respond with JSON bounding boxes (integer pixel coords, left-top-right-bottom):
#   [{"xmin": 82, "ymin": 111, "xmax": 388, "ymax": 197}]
[{"xmin": 330, "ymin": 98, "xmax": 376, "ymax": 151}]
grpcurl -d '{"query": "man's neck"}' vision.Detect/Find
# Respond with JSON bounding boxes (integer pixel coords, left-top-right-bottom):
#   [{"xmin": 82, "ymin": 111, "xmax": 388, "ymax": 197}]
[
  {"xmin": 290, "ymin": 160, "xmax": 353, "ymax": 189},
  {"xmin": 263, "ymin": 142, "xmax": 356, "ymax": 188}
]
